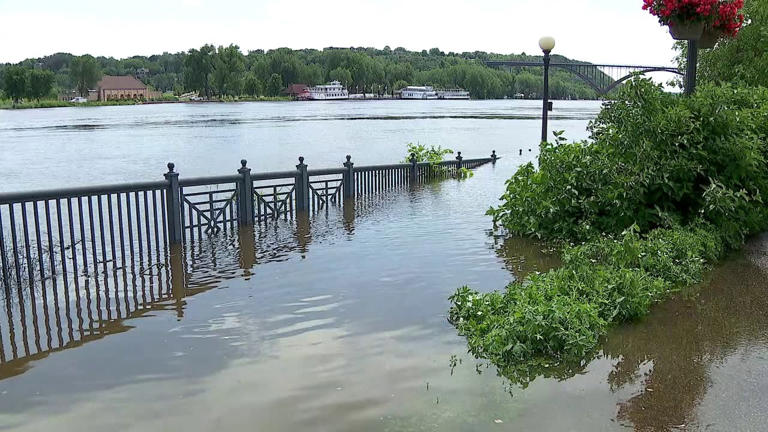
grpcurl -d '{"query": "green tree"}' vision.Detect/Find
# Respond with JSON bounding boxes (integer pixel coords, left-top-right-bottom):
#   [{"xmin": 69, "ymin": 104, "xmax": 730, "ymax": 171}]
[
  {"xmin": 27, "ymin": 69, "xmax": 55, "ymax": 101},
  {"xmin": 184, "ymin": 45, "xmax": 216, "ymax": 98},
  {"xmin": 392, "ymin": 79, "xmax": 409, "ymax": 92},
  {"xmin": 266, "ymin": 73, "xmax": 283, "ymax": 96},
  {"xmin": 328, "ymin": 67, "xmax": 352, "ymax": 88},
  {"xmin": 69, "ymin": 55, "xmax": 101, "ymax": 97},
  {"xmin": 3, "ymin": 66, "xmax": 28, "ymax": 103},
  {"xmin": 212, "ymin": 44, "xmax": 246, "ymax": 96},
  {"xmin": 692, "ymin": 0, "xmax": 768, "ymax": 86},
  {"xmin": 243, "ymin": 73, "xmax": 262, "ymax": 96}
]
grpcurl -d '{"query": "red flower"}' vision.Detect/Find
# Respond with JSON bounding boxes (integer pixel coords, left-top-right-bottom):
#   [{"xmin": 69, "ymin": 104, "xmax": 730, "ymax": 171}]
[{"xmin": 642, "ymin": 0, "xmax": 744, "ymax": 37}]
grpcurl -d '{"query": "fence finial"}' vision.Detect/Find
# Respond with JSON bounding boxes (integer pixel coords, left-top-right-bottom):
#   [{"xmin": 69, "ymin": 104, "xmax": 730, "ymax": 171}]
[
  {"xmin": 241, "ymin": 159, "xmax": 248, "ymax": 168},
  {"xmin": 409, "ymin": 153, "xmax": 417, "ymax": 164},
  {"xmin": 298, "ymin": 156, "xmax": 305, "ymax": 165},
  {"xmin": 167, "ymin": 162, "xmax": 175, "ymax": 173},
  {"xmin": 343, "ymin": 155, "xmax": 354, "ymax": 200}
]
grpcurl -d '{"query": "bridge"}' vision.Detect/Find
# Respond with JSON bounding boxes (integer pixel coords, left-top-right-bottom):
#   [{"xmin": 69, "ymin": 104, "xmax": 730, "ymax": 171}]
[{"xmin": 485, "ymin": 61, "xmax": 683, "ymax": 96}]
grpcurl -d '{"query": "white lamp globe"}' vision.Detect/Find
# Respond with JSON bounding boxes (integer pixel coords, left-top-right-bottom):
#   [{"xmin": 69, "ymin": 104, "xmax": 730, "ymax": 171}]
[{"xmin": 539, "ymin": 36, "xmax": 556, "ymax": 52}]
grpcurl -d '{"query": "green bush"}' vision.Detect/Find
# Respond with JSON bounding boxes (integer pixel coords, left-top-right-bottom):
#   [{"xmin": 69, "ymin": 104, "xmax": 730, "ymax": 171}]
[
  {"xmin": 403, "ymin": 143, "xmax": 453, "ymax": 164},
  {"xmin": 488, "ymin": 79, "xmax": 768, "ymax": 244},
  {"xmin": 450, "ymin": 225, "xmax": 725, "ymax": 381},
  {"xmin": 451, "ymin": 79, "xmax": 768, "ymax": 379}
]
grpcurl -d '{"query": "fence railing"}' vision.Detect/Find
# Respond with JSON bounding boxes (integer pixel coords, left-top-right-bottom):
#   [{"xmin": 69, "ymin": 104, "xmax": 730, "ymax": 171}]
[{"xmin": 0, "ymin": 151, "xmax": 498, "ymax": 290}]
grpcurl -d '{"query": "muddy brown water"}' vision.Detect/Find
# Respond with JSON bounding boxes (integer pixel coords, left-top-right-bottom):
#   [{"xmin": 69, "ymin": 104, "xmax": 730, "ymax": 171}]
[{"xmin": 0, "ymin": 101, "xmax": 766, "ymax": 431}]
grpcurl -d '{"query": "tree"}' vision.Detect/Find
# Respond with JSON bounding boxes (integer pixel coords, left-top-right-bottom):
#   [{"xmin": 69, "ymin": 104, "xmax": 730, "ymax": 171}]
[
  {"xmin": 69, "ymin": 55, "xmax": 101, "ymax": 97},
  {"xmin": 184, "ymin": 45, "xmax": 216, "ymax": 98},
  {"xmin": 3, "ymin": 66, "xmax": 28, "ymax": 103},
  {"xmin": 27, "ymin": 69, "xmax": 55, "ymax": 101},
  {"xmin": 691, "ymin": 0, "xmax": 768, "ymax": 86},
  {"xmin": 266, "ymin": 73, "xmax": 283, "ymax": 96},
  {"xmin": 392, "ymin": 79, "xmax": 408, "ymax": 92},
  {"xmin": 212, "ymin": 44, "xmax": 246, "ymax": 96},
  {"xmin": 328, "ymin": 67, "xmax": 352, "ymax": 88},
  {"xmin": 243, "ymin": 73, "xmax": 262, "ymax": 96}
]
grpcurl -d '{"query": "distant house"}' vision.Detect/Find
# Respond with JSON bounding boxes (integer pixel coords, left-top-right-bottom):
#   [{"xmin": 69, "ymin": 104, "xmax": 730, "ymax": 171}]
[
  {"xmin": 283, "ymin": 84, "xmax": 309, "ymax": 99},
  {"xmin": 97, "ymin": 75, "xmax": 153, "ymax": 101}
]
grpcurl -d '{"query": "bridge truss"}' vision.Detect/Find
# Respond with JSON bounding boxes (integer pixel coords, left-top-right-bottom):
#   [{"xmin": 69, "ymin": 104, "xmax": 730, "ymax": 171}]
[{"xmin": 485, "ymin": 61, "xmax": 683, "ymax": 96}]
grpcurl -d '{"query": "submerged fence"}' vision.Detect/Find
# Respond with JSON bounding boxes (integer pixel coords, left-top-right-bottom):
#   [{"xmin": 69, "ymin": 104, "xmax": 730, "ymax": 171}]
[{"xmin": 0, "ymin": 151, "xmax": 498, "ymax": 291}]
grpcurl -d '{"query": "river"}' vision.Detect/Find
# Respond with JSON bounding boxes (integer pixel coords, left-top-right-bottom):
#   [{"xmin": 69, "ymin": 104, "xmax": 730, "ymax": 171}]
[{"xmin": 0, "ymin": 100, "xmax": 766, "ymax": 431}]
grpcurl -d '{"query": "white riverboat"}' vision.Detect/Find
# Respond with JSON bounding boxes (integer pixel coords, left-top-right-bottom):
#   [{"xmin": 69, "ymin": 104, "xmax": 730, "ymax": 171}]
[
  {"xmin": 400, "ymin": 86, "xmax": 438, "ymax": 100},
  {"xmin": 437, "ymin": 89, "xmax": 470, "ymax": 100},
  {"xmin": 307, "ymin": 81, "xmax": 349, "ymax": 100}
]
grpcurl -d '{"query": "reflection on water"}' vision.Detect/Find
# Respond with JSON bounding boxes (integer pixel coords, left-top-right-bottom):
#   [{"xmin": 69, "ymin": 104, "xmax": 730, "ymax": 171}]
[{"xmin": 605, "ymin": 238, "xmax": 768, "ymax": 430}]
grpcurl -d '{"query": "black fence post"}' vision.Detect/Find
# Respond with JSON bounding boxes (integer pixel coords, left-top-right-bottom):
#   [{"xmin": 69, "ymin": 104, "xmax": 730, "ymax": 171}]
[
  {"xmin": 491, "ymin": 150, "xmax": 498, "ymax": 164},
  {"xmin": 343, "ymin": 155, "xmax": 354, "ymax": 200},
  {"xmin": 164, "ymin": 162, "xmax": 183, "ymax": 245},
  {"xmin": 409, "ymin": 153, "xmax": 418, "ymax": 185},
  {"xmin": 295, "ymin": 156, "xmax": 310, "ymax": 212},
  {"xmin": 237, "ymin": 159, "xmax": 254, "ymax": 226},
  {"xmin": 456, "ymin": 151, "xmax": 463, "ymax": 169}
]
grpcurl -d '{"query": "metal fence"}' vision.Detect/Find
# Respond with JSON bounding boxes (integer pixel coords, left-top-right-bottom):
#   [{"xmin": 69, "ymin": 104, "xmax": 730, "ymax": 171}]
[
  {"xmin": 0, "ymin": 150, "xmax": 499, "ymax": 366},
  {"xmin": 0, "ymin": 151, "xmax": 498, "ymax": 292}
]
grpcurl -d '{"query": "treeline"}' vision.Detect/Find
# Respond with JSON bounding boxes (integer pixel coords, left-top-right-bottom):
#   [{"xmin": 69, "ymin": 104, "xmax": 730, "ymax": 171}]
[{"xmin": 0, "ymin": 46, "xmax": 603, "ymax": 100}]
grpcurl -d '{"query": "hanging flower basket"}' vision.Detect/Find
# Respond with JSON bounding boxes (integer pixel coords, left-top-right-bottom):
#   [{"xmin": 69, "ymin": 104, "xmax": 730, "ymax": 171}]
[
  {"xmin": 643, "ymin": 0, "xmax": 746, "ymax": 41},
  {"xmin": 669, "ymin": 20, "xmax": 705, "ymax": 40},
  {"xmin": 698, "ymin": 27, "xmax": 722, "ymax": 48}
]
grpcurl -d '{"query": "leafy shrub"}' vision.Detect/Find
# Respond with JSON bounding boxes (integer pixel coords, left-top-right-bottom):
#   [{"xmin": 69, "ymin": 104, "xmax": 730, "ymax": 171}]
[
  {"xmin": 451, "ymin": 78, "xmax": 768, "ymax": 379},
  {"xmin": 488, "ymin": 79, "xmax": 768, "ymax": 243},
  {"xmin": 450, "ymin": 225, "xmax": 725, "ymax": 379},
  {"xmin": 403, "ymin": 143, "xmax": 453, "ymax": 164}
]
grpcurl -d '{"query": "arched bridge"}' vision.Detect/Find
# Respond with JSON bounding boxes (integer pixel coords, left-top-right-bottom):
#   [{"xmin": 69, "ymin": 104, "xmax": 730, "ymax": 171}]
[{"xmin": 485, "ymin": 61, "xmax": 683, "ymax": 96}]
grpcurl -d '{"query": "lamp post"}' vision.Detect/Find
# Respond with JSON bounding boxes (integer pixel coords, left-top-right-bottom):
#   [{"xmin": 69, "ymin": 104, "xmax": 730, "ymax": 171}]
[
  {"xmin": 539, "ymin": 36, "xmax": 556, "ymax": 143},
  {"xmin": 684, "ymin": 40, "xmax": 698, "ymax": 95}
]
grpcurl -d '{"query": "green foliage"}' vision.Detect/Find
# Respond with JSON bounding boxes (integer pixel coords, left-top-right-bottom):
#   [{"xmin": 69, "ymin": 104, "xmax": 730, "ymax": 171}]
[
  {"xmin": 690, "ymin": 0, "xmax": 768, "ymax": 87},
  {"xmin": 488, "ymin": 79, "xmax": 768, "ymax": 243},
  {"xmin": 449, "ymin": 225, "xmax": 725, "ymax": 386},
  {"xmin": 457, "ymin": 167, "xmax": 474, "ymax": 179},
  {"xmin": 2, "ymin": 46, "xmax": 603, "ymax": 100},
  {"xmin": 452, "ymin": 77, "xmax": 768, "ymax": 383},
  {"xmin": 266, "ymin": 73, "xmax": 283, "ymax": 97},
  {"xmin": 329, "ymin": 67, "xmax": 353, "ymax": 88},
  {"xmin": 69, "ymin": 55, "xmax": 101, "ymax": 97},
  {"xmin": 242, "ymin": 73, "xmax": 262, "ymax": 96},
  {"xmin": 184, "ymin": 45, "xmax": 216, "ymax": 98},
  {"xmin": 212, "ymin": 44, "xmax": 246, "ymax": 96},
  {"xmin": 392, "ymin": 79, "xmax": 409, "ymax": 91},
  {"xmin": 404, "ymin": 143, "xmax": 453, "ymax": 165},
  {"xmin": 27, "ymin": 69, "xmax": 55, "ymax": 101},
  {"xmin": 2, "ymin": 66, "xmax": 28, "ymax": 103}
]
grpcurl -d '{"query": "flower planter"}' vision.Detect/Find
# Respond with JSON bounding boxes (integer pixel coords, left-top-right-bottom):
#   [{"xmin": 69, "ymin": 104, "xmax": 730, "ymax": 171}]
[
  {"xmin": 698, "ymin": 28, "xmax": 722, "ymax": 49},
  {"xmin": 668, "ymin": 21, "xmax": 705, "ymax": 40}
]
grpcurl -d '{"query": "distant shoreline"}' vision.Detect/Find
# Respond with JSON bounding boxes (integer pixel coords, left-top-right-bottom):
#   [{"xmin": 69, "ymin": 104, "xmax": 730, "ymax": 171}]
[
  {"xmin": 0, "ymin": 96, "xmax": 293, "ymax": 110},
  {"xmin": 0, "ymin": 96, "xmax": 602, "ymax": 110}
]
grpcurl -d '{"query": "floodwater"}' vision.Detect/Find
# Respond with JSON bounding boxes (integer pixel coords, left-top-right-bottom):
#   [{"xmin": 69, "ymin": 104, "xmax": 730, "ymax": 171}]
[{"xmin": 0, "ymin": 101, "xmax": 766, "ymax": 431}]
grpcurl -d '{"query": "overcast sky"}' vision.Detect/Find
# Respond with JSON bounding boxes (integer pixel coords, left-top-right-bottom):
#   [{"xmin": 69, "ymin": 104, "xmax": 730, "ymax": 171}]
[{"xmin": 0, "ymin": 0, "xmax": 677, "ymax": 65}]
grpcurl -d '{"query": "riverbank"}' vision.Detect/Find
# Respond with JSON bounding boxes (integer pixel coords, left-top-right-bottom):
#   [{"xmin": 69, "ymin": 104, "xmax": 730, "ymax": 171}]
[{"xmin": 0, "ymin": 96, "xmax": 292, "ymax": 110}]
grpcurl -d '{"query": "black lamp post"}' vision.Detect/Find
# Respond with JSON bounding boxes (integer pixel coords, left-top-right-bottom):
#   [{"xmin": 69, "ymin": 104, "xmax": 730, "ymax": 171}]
[
  {"xmin": 539, "ymin": 36, "xmax": 556, "ymax": 143},
  {"xmin": 684, "ymin": 40, "xmax": 698, "ymax": 95}
]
